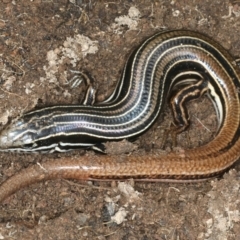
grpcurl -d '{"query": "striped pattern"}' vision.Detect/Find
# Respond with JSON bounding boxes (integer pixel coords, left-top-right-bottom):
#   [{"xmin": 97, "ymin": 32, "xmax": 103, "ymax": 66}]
[{"xmin": 0, "ymin": 30, "xmax": 239, "ymax": 152}]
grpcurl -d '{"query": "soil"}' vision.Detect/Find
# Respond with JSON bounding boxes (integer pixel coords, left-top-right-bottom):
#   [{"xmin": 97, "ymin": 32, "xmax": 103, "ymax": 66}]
[{"xmin": 0, "ymin": 0, "xmax": 240, "ymax": 239}]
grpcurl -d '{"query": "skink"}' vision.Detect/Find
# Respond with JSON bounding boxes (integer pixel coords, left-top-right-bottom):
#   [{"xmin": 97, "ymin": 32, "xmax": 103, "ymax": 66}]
[{"xmin": 0, "ymin": 30, "xmax": 240, "ymax": 202}]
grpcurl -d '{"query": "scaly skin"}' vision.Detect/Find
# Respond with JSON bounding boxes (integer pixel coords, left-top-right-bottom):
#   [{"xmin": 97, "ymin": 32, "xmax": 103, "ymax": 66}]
[{"xmin": 0, "ymin": 143, "xmax": 239, "ymax": 203}]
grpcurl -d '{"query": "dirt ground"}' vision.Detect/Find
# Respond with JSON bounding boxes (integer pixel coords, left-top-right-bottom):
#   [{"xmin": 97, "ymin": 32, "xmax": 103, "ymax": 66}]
[{"xmin": 0, "ymin": 0, "xmax": 240, "ymax": 239}]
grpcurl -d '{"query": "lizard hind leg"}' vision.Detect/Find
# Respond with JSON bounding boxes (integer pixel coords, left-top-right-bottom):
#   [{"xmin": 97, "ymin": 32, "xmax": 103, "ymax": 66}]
[{"xmin": 161, "ymin": 78, "xmax": 209, "ymax": 148}]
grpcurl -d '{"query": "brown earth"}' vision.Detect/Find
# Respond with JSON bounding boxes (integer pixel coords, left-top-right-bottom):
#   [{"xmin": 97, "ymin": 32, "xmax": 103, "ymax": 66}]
[{"xmin": 0, "ymin": 1, "xmax": 240, "ymax": 239}]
